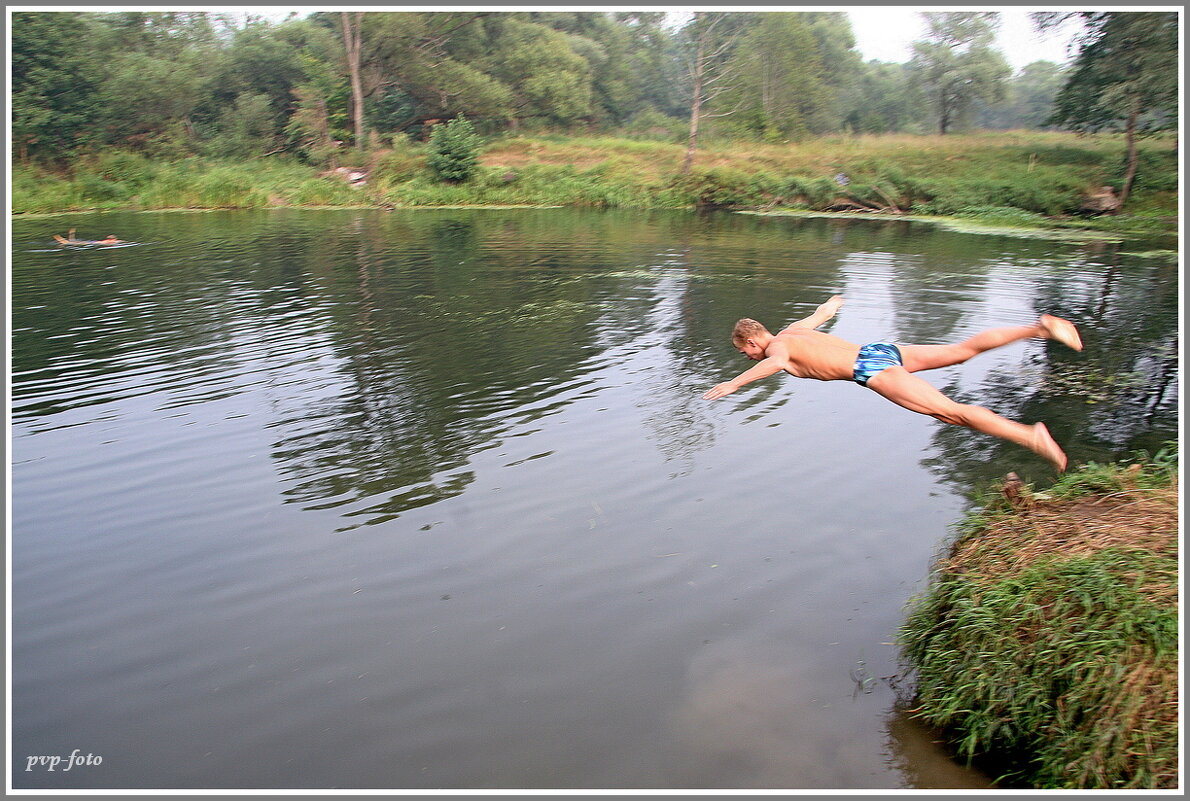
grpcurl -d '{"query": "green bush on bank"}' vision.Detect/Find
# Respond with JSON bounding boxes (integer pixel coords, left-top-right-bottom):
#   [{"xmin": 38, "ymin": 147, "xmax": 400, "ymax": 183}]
[
  {"xmin": 899, "ymin": 446, "xmax": 1179, "ymax": 789},
  {"xmin": 427, "ymin": 115, "xmax": 483, "ymax": 183}
]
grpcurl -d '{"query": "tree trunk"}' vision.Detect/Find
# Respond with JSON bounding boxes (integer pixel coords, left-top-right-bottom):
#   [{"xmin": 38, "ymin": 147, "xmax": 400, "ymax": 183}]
[
  {"xmin": 341, "ymin": 12, "xmax": 366, "ymax": 151},
  {"xmin": 682, "ymin": 35, "xmax": 706, "ymax": 174},
  {"xmin": 1118, "ymin": 97, "xmax": 1140, "ymax": 207}
]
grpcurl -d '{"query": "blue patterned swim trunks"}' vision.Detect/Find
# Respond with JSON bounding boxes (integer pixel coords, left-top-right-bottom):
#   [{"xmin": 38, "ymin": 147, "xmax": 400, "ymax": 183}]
[{"xmin": 853, "ymin": 342, "xmax": 903, "ymax": 386}]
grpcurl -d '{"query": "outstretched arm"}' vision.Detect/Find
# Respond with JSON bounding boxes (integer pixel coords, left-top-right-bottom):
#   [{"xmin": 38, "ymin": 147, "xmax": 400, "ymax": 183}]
[
  {"xmin": 782, "ymin": 294, "xmax": 844, "ymax": 332},
  {"xmin": 703, "ymin": 356, "xmax": 787, "ymax": 400}
]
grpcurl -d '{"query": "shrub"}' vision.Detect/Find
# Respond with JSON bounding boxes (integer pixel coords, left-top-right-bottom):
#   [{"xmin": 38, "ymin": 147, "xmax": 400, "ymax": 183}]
[
  {"xmin": 371, "ymin": 148, "xmax": 427, "ymax": 185},
  {"xmin": 775, "ymin": 175, "xmax": 836, "ymax": 208},
  {"xmin": 622, "ymin": 109, "xmax": 686, "ymax": 142},
  {"xmin": 93, "ymin": 150, "xmax": 158, "ymax": 188},
  {"xmin": 289, "ymin": 178, "xmax": 357, "ymax": 206},
  {"xmin": 75, "ymin": 173, "xmax": 129, "ymax": 203},
  {"xmin": 427, "ymin": 115, "xmax": 483, "ymax": 183},
  {"xmin": 195, "ymin": 167, "xmax": 269, "ymax": 208},
  {"xmin": 202, "ymin": 92, "xmax": 279, "ymax": 160},
  {"xmin": 667, "ymin": 167, "xmax": 769, "ymax": 208}
]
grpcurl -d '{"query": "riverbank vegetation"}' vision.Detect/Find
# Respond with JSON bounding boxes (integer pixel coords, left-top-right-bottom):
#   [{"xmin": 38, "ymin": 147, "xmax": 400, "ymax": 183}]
[
  {"xmin": 899, "ymin": 446, "xmax": 1179, "ymax": 789},
  {"xmin": 12, "ymin": 131, "xmax": 1177, "ymax": 240},
  {"xmin": 12, "ymin": 11, "xmax": 1178, "ymax": 232}
]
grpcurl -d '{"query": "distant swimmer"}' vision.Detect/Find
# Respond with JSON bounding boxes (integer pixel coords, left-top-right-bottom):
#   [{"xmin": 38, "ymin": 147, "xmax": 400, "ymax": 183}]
[
  {"xmin": 702, "ymin": 294, "xmax": 1083, "ymax": 471},
  {"xmin": 54, "ymin": 229, "xmax": 124, "ymax": 245}
]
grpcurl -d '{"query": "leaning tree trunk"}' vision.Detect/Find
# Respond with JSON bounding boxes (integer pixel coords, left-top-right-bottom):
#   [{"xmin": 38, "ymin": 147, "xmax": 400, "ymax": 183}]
[
  {"xmin": 1118, "ymin": 97, "xmax": 1141, "ymax": 207},
  {"xmin": 341, "ymin": 12, "xmax": 366, "ymax": 151}
]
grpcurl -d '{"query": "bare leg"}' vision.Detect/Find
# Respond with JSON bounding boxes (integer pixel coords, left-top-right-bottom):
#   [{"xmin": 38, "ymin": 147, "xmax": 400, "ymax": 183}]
[
  {"xmin": 900, "ymin": 315, "xmax": 1082, "ymax": 373},
  {"xmin": 866, "ymin": 366, "xmax": 1067, "ymax": 470}
]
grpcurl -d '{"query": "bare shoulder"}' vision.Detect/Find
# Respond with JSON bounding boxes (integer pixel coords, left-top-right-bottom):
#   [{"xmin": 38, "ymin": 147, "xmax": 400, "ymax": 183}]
[
  {"xmin": 776, "ymin": 328, "xmax": 832, "ymax": 343},
  {"xmin": 777, "ymin": 328, "xmax": 859, "ymax": 349}
]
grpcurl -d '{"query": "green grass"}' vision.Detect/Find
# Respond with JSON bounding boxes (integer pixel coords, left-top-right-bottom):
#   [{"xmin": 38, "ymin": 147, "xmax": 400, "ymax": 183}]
[
  {"xmin": 899, "ymin": 445, "xmax": 1179, "ymax": 788},
  {"xmin": 11, "ymin": 131, "xmax": 1178, "ymax": 239}
]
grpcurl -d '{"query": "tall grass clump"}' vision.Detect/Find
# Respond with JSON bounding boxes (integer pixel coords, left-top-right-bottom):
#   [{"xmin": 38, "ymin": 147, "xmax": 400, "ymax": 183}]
[
  {"xmin": 380, "ymin": 161, "xmax": 661, "ymax": 209},
  {"xmin": 899, "ymin": 445, "xmax": 1179, "ymax": 789},
  {"xmin": 130, "ymin": 162, "xmax": 270, "ymax": 209},
  {"xmin": 11, "ymin": 165, "xmax": 87, "ymax": 213}
]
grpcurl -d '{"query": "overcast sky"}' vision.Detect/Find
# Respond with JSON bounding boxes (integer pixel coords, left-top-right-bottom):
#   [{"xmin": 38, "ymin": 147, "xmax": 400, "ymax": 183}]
[{"xmin": 846, "ymin": 7, "xmax": 1085, "ymax": 71}]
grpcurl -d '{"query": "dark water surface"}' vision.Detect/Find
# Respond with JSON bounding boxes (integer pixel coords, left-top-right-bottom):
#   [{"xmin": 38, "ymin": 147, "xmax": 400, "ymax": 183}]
[{"xmin": 10, "ymin": 209, "xmax": 1178, "ymax": 789}]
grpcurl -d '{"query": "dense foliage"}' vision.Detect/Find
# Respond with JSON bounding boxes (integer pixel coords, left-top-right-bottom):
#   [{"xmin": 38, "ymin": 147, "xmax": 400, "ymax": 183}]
[
  {"xmin": 10, "ymin": 9, "xmax": 1178, "ymax": 219},
  {"xmin": 12, "ymin": 9, "xmax": 1114, "ymax": 166}
]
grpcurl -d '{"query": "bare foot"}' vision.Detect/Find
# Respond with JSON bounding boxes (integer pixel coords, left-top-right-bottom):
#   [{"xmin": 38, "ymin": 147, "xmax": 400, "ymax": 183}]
[
  {"xmin": 1039, "ymin": 314, "xmax": 1083, "ymax": 351},
  {"xmin": 817, "ymin": 295, "xmax": 845, "ymax": 317},
  {"xmin": 1030, "ymin": 422, "xmax": 1068, "ymax": 471}
]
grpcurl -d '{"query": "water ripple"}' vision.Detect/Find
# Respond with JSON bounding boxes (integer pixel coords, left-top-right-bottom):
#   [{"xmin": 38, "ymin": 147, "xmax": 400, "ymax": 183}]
[{"xmin": 10, "ymin": 209, "xmax": 1178, "ymax": 790}]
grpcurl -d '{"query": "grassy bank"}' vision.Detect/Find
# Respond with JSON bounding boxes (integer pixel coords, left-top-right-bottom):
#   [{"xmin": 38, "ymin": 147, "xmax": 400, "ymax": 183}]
[
  {"xmin": 11, "ymin": 131, "xmax": 1178, "ymax": 238},
  {"xmin": 899, "ymin": 447, "xmax": 1179, "ymax": 789}
]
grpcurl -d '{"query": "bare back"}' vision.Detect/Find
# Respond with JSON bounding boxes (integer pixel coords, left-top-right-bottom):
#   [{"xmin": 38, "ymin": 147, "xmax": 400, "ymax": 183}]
[{"xmin": 768, "ymin": 328, "xmax": 861, "ymax": 381}]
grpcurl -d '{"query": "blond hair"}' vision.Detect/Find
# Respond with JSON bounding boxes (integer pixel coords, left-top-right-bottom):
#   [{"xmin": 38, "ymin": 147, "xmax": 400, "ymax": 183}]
[{"xmin": 731, "ymin": 318, "xmax": 770, "ymax": 346}]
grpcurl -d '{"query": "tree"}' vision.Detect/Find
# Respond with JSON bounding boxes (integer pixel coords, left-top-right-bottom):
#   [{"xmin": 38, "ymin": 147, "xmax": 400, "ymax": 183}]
[
  {"xmin": 315, "ymin": 11, "xmax": 506, "ymax": 139},
  {"xmin": 1041, "ymin": 12, "xmax": 1178, "ymax": 206},
  {"xmin": 678, "ymin": 12, "xmax": 750, "ymax": 172},
  {"xmin": 478, "ymin": 16, "xmax": 593, "ymax": 127},
  {"xmin": 518, "ymin": 12, "xmax": 682, "ymax": 126},
  {"xmin": 11, "ymin": 12, "xmax": 106, "ymax": 160},
  {"xmin": 975, "ymin": 61, "xmax": 1066, "ymax": 130},
  {"xmin": 380, "ymin": 13, "xmax": 512, "ymax": 128},
  {"xmin": 1010, "ymin": 61, "xmax": 1067, "ymax": 129},
  {"xmin": 211, "ymin": 23, "xmax": 308, "ymax": 118},
  {"xmin": 340, "ymin": 12, "xmax": 367, "ymax": 150},
  {"xmin": 428, "ymin": 115, "xmax": 483, "ymax": 182},
  {"xmin": 908, "ymin": 12, "xmax": 1011, "ymax": 134},
  {"xmin": 720, "ymin": 12, "xmax": 861, "ymax": 141},
  {"xmin": 846, "ymin": 60, "xmax": 927, "ymax": 134},
  {"xmin": 97, "ymin": 52, "xmax": 208, "ymax": 151},
  {"xmin": 276, "ymin": 20, "xmax": 351, "ymax": 163}
]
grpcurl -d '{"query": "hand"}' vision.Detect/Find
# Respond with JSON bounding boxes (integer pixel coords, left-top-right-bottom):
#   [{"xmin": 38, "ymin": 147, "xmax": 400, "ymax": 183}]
[{"xmin": 702, "ymin": 382, "xmax": 738, "ymax": 400}]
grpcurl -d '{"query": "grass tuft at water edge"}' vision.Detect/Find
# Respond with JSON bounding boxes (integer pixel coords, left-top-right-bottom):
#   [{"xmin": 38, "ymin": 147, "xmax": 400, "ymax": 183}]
[{"xmin": 898, "ymin": 444, "xmax": 1179, "ymax": 789}]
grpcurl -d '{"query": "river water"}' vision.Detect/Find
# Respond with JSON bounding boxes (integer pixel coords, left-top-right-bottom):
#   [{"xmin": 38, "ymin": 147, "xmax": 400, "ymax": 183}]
[{"xmin": 10, "ymin": 208, "xmax": 1178, "ymax": 789}]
